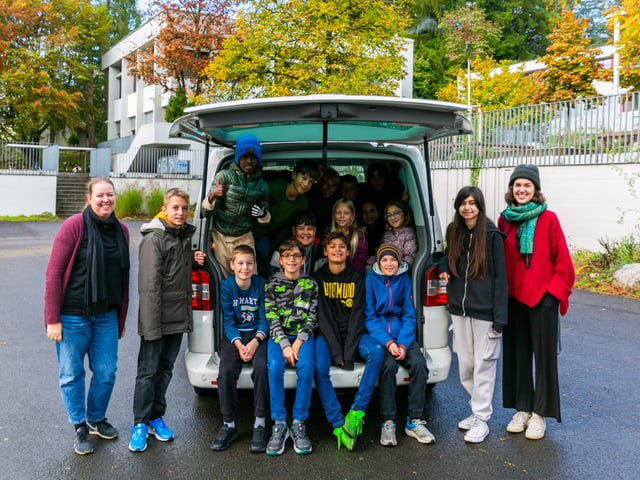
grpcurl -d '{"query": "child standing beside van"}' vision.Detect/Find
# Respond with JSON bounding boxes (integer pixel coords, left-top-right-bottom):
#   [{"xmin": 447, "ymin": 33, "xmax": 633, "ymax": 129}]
[{"xmin": 439, "ymin": 186, "xmax": 508, "ymax": 443}]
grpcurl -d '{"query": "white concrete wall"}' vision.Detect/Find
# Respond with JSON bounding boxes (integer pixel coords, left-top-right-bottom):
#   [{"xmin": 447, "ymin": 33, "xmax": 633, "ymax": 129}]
[
  {"xmin": 2, "ymin": 164, "xmax": 639, "ymax": 253},
  {"xmin": 0, "ymin": 175, "xmax": 57, "ymax": 216},
  {"xmin": 432, "ymin": 164, "xmax": 640, "ymax": 252}
]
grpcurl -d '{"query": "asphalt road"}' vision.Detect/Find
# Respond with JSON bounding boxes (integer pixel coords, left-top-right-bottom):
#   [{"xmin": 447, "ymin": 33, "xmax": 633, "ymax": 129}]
[{"xmin": 1, "ymin": 221, "xmax": 639, "ymax": 480}]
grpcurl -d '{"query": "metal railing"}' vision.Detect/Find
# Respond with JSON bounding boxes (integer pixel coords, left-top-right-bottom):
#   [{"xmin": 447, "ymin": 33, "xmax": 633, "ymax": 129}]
[
  {"xmin": 109, "ymin": 146, "xmax": 205, "ymax": 179},
  {"xmin": 430, "ymin": 92, "xmax": 640, "ymax": 169},
  {"xmin": 0, "ymin": 142, "xmax": 46, "ymax": 173}
]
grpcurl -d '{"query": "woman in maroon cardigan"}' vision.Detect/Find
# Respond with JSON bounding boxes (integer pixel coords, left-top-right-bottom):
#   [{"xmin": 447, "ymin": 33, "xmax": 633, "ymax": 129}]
[
  {"xmin": 44, "ymin": 177, "xmax": 130, "ymax": 455},
  {"xmin": 498, "ymin": 164, "xmax": 575, "ymax": 441}
]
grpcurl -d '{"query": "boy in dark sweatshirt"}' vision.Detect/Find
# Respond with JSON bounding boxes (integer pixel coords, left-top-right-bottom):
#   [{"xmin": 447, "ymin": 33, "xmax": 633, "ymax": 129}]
[{"xmin": 313, "ymin": 232, "xmax": 384, "ymax": 450}]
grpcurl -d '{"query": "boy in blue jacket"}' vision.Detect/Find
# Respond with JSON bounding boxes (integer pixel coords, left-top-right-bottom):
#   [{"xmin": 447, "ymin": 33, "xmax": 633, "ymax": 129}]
[
  {"xmin": 211, "ymin": 245, "xmax": 269, "ymax": 453},
  {"xmin": 365, "ymin": 243, "xmax": 435, "ymax": 447}
]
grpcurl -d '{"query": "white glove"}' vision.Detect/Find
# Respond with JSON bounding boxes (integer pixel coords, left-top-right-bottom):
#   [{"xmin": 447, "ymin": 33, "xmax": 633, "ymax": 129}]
[{"xmin": 250, "ymin": 204, "xmax": 268, "ymax": 218}]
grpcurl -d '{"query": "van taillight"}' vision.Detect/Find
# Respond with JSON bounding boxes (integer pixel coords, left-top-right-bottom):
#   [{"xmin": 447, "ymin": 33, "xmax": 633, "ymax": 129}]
[
  {"xmin": 192, "ymin": 270, "xmax": 211, "ymax": 311},
  {"xmin": 425, "ymin": 266, "xmax": 447, "ymax": 306}
]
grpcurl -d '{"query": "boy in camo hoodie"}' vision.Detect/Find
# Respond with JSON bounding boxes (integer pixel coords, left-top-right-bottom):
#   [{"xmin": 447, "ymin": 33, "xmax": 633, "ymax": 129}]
[{"xmin": 264, "ymin": 239, "xmax": 318, "ymax": 456}]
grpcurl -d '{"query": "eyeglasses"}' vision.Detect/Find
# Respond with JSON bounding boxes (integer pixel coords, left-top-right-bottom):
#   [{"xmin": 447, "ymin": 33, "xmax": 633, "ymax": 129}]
[
  {"xmin": 384, "ymin": 210, "xmax": 404, "ymax": 219},
  {"xmin": 281, "ymin": 253, "xmax": 304, "ymax": 259}
]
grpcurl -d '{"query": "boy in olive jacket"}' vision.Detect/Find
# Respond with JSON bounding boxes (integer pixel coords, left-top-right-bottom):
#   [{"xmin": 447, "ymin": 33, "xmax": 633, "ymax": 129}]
[{"xmin": 129, "ymin": 188, "xmax": 205, "ymax": 453}]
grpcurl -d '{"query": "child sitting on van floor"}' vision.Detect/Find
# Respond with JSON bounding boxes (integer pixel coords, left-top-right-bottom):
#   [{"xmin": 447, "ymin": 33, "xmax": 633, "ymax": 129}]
[
  {"xmin": 365, "ymin": 243, "xmax": 435, "ymax": 447},
  {"xmin": 202, "ymin": 134, "xmax": 270, "ymax": 277},
  {"xmin": 366, "ymin": 200, "xmax": 417, "ymax": 270},
  {"xmin": 265, "ymin": 239, "xmax": 318, "ymax": 456},
  {"xmin": 269, "ymin": 210, "xmax": 325, "ymax": 277},
  {"xmin": 313, "ymin": 232, "xmax": 384, "ymax": 451},
  {"xmin": 211, "ymin": 245, "xmax": 269, "ymax": 453}
]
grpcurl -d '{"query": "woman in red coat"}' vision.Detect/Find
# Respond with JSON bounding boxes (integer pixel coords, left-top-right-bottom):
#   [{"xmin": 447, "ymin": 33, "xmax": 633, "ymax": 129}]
[{"xmin": 498, "ymin": 164, "xmax": 575, "ymax": 441}]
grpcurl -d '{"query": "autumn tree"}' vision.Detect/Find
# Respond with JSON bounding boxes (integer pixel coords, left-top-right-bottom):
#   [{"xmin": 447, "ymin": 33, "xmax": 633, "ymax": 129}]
[
  {"xmin": 198, "ymin": 0, "xmax": 412, "ymax": 102},
  {"xmin": 127, "ymin": 0, "xmax": 236, "ymax": 119},
  {"xmin": 0, "ymin": 0, "xmax": 111, "ymax": 143},
  {"xmin": 437, "ymin": 57, "xmax": 538, "ymax": 110},
  {"xmin": 608, "ymin": 0, "xmax": 640, "ymax": 90},
  {"xmin": 439, "ymin": 5, "xmax": 502, "ymax": 109},
  {"xmin": 536, "ymin": 9, "xmax": 605, "ymax": 102}
]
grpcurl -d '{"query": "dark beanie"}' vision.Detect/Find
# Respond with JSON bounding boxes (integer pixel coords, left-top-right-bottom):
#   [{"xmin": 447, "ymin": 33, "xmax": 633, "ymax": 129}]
[
  {"xmin": 509, "ymin": 164, "xmax": 540, "ymax": 190},
  {"xmin": 376, "ymin": 243, "xmax": 401, "ymax": 264},
  {"xmin": 235, "ymin": 135, "xmax": 262, "ymax": 165}
]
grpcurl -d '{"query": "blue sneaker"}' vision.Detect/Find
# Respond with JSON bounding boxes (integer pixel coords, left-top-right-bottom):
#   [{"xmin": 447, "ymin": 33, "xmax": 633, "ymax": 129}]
[
  {"xmin": 129, "ymin": 423, "xmax": 148, "ymax": 452},
  {"xmin": 149, "ymin": 417, "xmax": 174, "ymax": 441}
]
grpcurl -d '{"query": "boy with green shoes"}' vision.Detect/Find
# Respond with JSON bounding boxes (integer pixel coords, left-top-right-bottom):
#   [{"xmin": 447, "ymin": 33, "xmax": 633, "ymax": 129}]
[{"xmin": 313, "ymin": 232, "xmax": 385, "ymax": 450}]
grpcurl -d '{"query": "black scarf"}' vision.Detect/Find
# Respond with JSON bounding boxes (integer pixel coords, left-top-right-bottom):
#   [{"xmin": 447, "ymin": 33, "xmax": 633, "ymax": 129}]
[{"xmin": 82, "ymin": 208, "xmax": 130, "ymax": 313}]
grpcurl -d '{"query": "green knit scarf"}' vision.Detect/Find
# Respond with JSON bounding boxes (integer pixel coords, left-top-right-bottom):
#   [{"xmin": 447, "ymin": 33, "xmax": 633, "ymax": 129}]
[{"xmin": 501, "ymin": 202, "xmax": 547, "ymax": 259}]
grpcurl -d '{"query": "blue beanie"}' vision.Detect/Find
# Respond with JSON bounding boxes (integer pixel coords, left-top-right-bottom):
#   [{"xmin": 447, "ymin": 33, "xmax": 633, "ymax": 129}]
[{"xmin": 235, "ymin": 135, "xmax": 262, "ymax": 165}]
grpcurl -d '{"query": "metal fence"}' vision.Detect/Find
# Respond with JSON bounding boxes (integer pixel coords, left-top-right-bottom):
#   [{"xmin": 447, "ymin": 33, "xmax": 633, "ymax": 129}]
[
  {"xmin": 109, "ymin": 146, "xmax": 205, "ymax": 179},
  {"xmin": 430, "ymin": 92, "xmax": 640, "ymax": 169},
  {"xmin": 0, "ymin": 142, "xmax": 45, "ymax": 173}
]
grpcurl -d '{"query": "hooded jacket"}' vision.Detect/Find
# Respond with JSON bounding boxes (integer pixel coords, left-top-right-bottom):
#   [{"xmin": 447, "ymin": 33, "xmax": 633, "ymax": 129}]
[
  {"xmin": 137, "ymin": 215, "xmax": 196, "ymax": 341},
  {"xmin": 364, "ymin": 262, "xmax": 417, "ymax": 351},
  {"xmin": 438, "ymin": 221, "xmax": 508, "ymax": 331},
  {"xmin": 314, "ymin": 264, "xmax": 365, "ymax": 370}
]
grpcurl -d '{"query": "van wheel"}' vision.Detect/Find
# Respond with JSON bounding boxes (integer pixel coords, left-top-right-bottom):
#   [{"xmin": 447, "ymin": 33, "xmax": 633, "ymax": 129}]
[{"xmin": 193, "ymin": 386, "xmax": 216, "ymax": 396}]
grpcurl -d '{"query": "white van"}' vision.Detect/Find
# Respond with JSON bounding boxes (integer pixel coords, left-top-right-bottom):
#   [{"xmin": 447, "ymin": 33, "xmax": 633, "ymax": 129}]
[{"xmin": 169, "ymin": 95, "xmax": 472, "ymax": 394}]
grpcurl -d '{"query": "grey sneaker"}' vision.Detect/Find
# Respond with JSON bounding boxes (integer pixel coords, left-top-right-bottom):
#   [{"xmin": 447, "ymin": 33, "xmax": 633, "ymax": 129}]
[
  {"xmin": 405, "ymin": 417, "xmax": 435, "ymax": 444},
  {"xmin": 74, "ymin": 424, "xmax": 94, "ymax": 455},
  {"xmin": 290, "ymin": 422, "xmax": 312, "ymax": 454},
  {"xmin": 266, "ymin": 422, "xmax": 289, "ymax": 456},
  {"xmin": 380, "ymin": 420, "xmax": 397, "ymax": 447}
]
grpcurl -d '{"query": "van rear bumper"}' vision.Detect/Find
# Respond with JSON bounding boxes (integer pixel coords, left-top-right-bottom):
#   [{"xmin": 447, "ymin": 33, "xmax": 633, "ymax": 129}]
[{"xmin": 184, "ymin": 344, "xmax": 451, "ymax": 392}]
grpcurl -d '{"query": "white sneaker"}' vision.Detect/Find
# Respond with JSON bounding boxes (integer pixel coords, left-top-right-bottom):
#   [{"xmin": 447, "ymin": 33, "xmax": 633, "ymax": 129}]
[
  {"xmin": 525, "ymin": 414, "xmax": 546, "ymax": 440},
  {"xmin": 458, "ymin": 414, "xmax": 476, "ymax": 431},
  {"xmin": 464, "ymin": 417, "xmax": 489, "ymax": 443},
  {"xmin": 506, "ymin": 411, "xmax": 532, "ymax": 433},
  {"xmin": 404, "ymin": 418, "xmax": 435, "ymax": 444}
]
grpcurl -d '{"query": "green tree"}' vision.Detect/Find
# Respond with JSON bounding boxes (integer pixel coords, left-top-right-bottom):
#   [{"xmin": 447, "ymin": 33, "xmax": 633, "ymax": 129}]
[
  {"xmin": 128, "ymin": 0, "xmax": 236, "ymax": 100},
  {"xmin": 107, "ymin": 0, "xmax": 141, "ymax": 45},
  {"xmin": 0, "ymin": 0, "xmax": 111, "ymax": 143},
  {"xmin": 537, "ymin": 9, "xmax": 605, "ymax": 102},
  {"xmin": 479, "ymin": 0, "xmax": 553, "ymax": 61},
  {"xmin": 198, "ymin": 0, "xmax": 411, "ymax": 101}
]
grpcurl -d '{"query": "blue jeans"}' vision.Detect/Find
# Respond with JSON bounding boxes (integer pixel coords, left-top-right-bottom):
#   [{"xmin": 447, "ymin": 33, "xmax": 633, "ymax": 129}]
[
  {"xmin": 315, "ymin": 334, "xmax": 384, "ymax": 428},
  {"xmin": 56, "ymin": 310, "xmax": 119, "ymax": 425},
  {"xmin": 268, "ymin": 336, "xmax": 315, "ymax": 422}
]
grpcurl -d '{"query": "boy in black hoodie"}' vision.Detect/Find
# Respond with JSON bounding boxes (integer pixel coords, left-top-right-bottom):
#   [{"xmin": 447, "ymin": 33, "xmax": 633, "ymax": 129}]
[{"xmin": 313, "ymin": 231, "xmax": 384, "ymax": 450}]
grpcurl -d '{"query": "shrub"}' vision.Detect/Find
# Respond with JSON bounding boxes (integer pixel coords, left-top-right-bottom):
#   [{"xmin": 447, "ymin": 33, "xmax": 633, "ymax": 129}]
[
  {"xmin": 145, "ymin": 188, "xmax": 165, "ymax": 217},
  {"xmin": 573, "ymin": 235, "xmax": 640, "ymax": 298},
  {"xmin": 115, "ymin": 187, "xmax": 144, "ymax": 218}
]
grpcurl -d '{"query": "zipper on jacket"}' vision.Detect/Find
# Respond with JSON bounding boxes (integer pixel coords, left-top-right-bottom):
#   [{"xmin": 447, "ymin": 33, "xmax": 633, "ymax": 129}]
[
  {"xmin": 386, "ymin": 277, "xmax": 392, "ymax": 335},
  {"xmin": 461, "ymin": 232, "xmax": 472, "ymax": 317}
]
